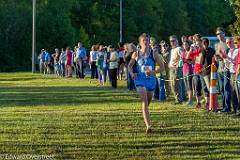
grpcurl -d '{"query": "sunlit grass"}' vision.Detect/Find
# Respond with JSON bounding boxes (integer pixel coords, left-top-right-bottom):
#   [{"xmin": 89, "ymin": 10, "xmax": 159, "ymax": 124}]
[{"xmin": 0, "ymin": 72, "xmax": 239, "ymax": 160}]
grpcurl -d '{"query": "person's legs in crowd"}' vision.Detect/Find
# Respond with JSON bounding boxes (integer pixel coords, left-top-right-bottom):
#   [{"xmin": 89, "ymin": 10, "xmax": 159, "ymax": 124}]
[
  {"xmin": 66, "ymin": 65, "xmax": 72, "ymax": 77},
  {"xmin": 184, "ymin": 74, "xmax": 193, "ymax": 106},
  {"xmin": 178, "ymin": 67, "xmax": 185, "ymax": 101},
  {"xmin": 97, "ymin": 68, "xmax": 103, "ymax": 85},
  {"xmin": 170, "ymin": 68, "xmax": 181, "ymax": 103},
  {"xmin": 79, "ymin": 59, "xmax": 84, "ymax": 79},
  {"xmin": 203, "ymin": 75, "xmax": 211, "ymax": 91},
  {"xmin": 236, "ymin": 75, "xmax": 240, "ymax": 115},
  {"xmin": 223, "ymin": 70, "xmax": 232, "ymax": 112},
  {"xmin": 110, "ymin": 68, "xmax": 117, "ymax": 88},
  {"xmin": 61, "ymin": 63, "xmax": 65, "ymax": 77},
  {"xmin": 200, "ymin": 75, "xmax": 210, "ymax": 109},
  {"xmin": 218, "ymin": 72, "xmax": 225, "ymax": 110},
  {"xmin": 90, "ymin": 62, "xmax": 95, "ymax": 79},
  {"xmin": 230, "ymin": 74, "xmax": 238, "ymax": 113},
  {"xmin": 193, "ymin": 74, "xmax": 202, "ymax": 108},
  {"xmin": 103, "ymin": 64, "xmax": 109, "ymax": 83},
  {"xmin": 76, "ymin": 61, "xmax": 81, "ymax": 78}
]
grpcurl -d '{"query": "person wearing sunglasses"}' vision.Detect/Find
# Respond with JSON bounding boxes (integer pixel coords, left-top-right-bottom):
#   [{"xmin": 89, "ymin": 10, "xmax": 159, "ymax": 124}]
[{"xmin": 220, "ymin": 37, "xmax": 239, "ymax": 114}]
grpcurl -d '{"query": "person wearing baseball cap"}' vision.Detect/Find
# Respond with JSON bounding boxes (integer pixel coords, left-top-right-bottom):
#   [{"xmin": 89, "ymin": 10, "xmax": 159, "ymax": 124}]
[
  {"xmin": 214, "ymin": 27, "xmax": 228, "ymax": 112},
  {"xmin": 216, "ymin": 27, "xmax": 225, "ymax": 35}
]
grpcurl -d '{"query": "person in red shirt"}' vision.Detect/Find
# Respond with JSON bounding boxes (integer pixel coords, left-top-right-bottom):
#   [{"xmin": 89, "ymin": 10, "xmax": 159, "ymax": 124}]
[
  {"xmin": 65, "ymin": 47, "xmax": 73, "ymax": 78},
  {"xmin": 192, "ymin": 34, "xmax": 210, "ymax": 109}
]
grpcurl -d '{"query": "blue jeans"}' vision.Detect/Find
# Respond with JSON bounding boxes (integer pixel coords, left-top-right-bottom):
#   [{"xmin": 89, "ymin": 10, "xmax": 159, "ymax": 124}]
[
  {"xmin": 98, "ymin": 68, "xmax": 102, "ymax": 82},
  {"xmin": 223, "ymin": 70, "xmax": 232, "ymax": 111},
  {"xmin": 223, "ymin": 70, "xmax": 239, "ymax": 112},
  {"xmin": 60, "ymin": 63, "xmax": 65, "ymax": 77},
  {"xmin": 178, "ymin": 67, "xmax": 186, "ymax": 101},
  {"xmin": 193, "ymin": 74, "xmax": 209, "ymax": 97},
  {"xmin": 154, "ymin": 77, "xmax": 166, "ymax": 101},
  {"xmin": 103, "ymin": 64, "xmax": 111, "ymax": 82},
  {"xmin": 218, "ymin": 72, "xmax": 225, "ymax": 109}
]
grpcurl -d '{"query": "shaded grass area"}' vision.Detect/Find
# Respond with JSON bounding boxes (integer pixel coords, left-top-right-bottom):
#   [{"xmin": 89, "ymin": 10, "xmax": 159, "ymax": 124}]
[{"xmin": 0, "ymin": 73, "xmax": 240, "ymax": 160}]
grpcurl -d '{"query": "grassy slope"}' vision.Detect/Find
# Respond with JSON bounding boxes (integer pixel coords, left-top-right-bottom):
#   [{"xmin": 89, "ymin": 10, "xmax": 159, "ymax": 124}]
[{"xmin": 0, "ymin": 73, "xmax": 239, "ymax": 160}]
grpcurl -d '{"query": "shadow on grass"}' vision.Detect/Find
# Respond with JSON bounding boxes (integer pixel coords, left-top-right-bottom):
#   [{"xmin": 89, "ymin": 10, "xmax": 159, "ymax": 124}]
[
  {"xmin": 0, "ymin": 77, "xmax": 40, "ymax": 82},
  {"xmin": 0, "ymin": 86, "xmax": 136, "ymax": 107}
]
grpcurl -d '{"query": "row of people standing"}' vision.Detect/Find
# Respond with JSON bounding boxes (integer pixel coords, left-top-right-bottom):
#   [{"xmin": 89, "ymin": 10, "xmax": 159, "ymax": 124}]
[
  {"xmin": 89, "ymin": 43, "xmax": 127, "ymax": 89},
  {"xmin": 126, "ymin": 31, "xmax": 240, "ymax": 134},
  {"xmin": 38, "ymin": 42, "xmax": 87, "ymax": 78},
  {"xmin": 215, "ymin": 28, "xmax": 240, "ymax": 115},
  {"xmin": 148, "ymin": 27, "xmax": 240, "ymax": 116},
  {"xmin": 89, "ymin": 44, "xmax": 122, "ymax": 89},
  {"xmin": 38, "ymin": 49, "xmax": 51, "ymax": 74}
]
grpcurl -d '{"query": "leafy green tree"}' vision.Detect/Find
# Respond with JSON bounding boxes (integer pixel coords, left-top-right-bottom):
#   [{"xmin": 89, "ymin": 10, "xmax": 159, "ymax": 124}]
[
  {"xmin": 36, "ymin": 0, "xmax": 76, "ymax": 51},
  {"xmin": 0, "ymin": 0, "xmax": 32, "ymax": 71},
  {"xmin": 185, "ymin": 0, "xmax": 234, "ymax": 35},
  {"xmin": 160, "ymin": 0, "xmax": 191, "ymax": 39},
  {"xmin": 0, "ymin": 0, "xmax": 236, "ymax": 71},
  {"xmin": 229, "ymin": 0, "xmax": 240, "ymax": 35}
]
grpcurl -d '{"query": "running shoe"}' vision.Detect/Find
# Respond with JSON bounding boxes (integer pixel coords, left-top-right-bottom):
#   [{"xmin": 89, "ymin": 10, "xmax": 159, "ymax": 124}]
[
  {"xmin": 146, "ymin": 128, "xmax": 152, "ymax": 134},
  {"xmin": 196, "ymin": 103, "xmax": 201, "ymax": 109}
]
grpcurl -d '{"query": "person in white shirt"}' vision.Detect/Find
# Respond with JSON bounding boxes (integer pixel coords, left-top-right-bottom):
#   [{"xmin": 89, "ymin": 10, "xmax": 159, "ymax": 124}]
[
  {"xmin": 169, "ymin": 35, "xmax": 183, "ymax": 104},
  {"xmin": 89, "ymin": 45, "xmax": 98, "ymax": 79},
  {"xmin": 219, "ymin": 37, "xmax": 238, "ymax": 113}
]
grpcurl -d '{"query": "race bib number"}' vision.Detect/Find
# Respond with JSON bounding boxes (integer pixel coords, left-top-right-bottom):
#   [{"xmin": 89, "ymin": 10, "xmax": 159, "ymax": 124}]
[{"xmin": 141, "ymin": 66, "xmax": 152, "ymax": 73}]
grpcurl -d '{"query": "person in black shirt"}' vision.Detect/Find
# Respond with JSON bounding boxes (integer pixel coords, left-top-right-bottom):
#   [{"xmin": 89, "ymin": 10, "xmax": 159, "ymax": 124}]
[{"xmin": 201, "ymin": 37, "xmax": 215, "ymax": 109}]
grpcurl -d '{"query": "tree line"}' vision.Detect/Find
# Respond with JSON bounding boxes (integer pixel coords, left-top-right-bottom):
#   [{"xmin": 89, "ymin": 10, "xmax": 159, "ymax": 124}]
[{"xmin": 0, "ymin": 0, "xmax": 238, "ymax": 71}]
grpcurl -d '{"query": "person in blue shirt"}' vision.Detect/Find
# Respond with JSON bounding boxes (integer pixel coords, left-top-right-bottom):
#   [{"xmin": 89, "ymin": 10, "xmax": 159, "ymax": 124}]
[
  {"xmin": 128, "ymin": 33, "xmax": 165, "ymax": 134},
  {"xmin": 76, "ymin": 42, "xmax": 87, "ymax": 78},
  {"xmin": 44, "ymin": 50, "xmax": 51, "ymax": 74}
]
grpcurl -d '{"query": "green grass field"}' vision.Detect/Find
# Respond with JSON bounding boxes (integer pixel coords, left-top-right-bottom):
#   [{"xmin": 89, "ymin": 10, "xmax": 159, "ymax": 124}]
[{"xmin": 0, "ymin": 73, "xmax": 239, "ymax": 160}]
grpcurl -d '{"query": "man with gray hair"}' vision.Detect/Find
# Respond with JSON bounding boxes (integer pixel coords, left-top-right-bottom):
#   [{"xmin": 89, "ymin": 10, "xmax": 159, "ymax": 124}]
[
  {"xmin": 169, "ymin": 35, "xmax": 183, "ymax": 104},
  {"xmin": 220, "ymin": 37, "xmax": 239, "ymax": 113}
]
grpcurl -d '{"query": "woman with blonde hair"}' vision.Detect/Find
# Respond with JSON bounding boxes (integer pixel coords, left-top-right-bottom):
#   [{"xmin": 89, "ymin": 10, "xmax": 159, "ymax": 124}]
[{"xmin": 128, "ymin": 33, "xmax": 165, "ymax": 134}]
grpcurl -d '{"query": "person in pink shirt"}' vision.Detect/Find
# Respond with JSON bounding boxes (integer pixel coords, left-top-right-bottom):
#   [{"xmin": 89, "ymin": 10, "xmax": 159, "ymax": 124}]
[
  {"xmin": 65, "ymin": 47, "xmax": 73, "ymax": 78},
  {"xmin": 182, "ymin": 41, "xmax": 194, "ymax": 106},
  {"xmin": 235, "ymin": 36, "xmax": 240, "ymax": 116}
]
